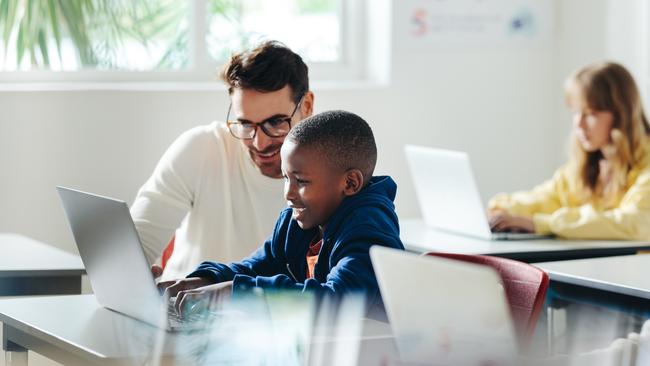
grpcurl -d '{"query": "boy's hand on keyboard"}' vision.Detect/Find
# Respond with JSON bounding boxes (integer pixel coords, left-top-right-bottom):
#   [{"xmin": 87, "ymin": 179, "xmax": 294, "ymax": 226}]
[
  {"xmin": 158, "ymin": 277, "xmax": 213, "ymax": 299},
  {"xmin": 175, "ymin": 281, "xmax": 233, "ymax": 317}
]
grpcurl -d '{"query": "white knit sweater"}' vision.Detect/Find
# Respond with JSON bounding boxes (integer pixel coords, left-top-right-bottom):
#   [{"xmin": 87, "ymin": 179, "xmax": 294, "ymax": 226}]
[{"xmin": 130, "ymin": 122, "xmax": 286, "ymax": 280}]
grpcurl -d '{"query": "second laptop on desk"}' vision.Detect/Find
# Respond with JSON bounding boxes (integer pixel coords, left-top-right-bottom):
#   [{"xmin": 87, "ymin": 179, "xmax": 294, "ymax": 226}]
[{"xmin": 405, "ymin": 145, "xmax": 551, "ymax": 241}]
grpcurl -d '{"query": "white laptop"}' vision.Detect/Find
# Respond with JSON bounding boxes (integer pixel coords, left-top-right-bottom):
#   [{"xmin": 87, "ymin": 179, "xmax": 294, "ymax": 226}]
[
  {"xmin": 370, "ymin": 246, "xmax": 519, "ymax": 364},
  {"xmin": 57, "ymin": 186, "xmax": 209, "ymax": 331},
  {"xmin": 405, "ymin": 145, "xmax": 551, "ymax": 240}
]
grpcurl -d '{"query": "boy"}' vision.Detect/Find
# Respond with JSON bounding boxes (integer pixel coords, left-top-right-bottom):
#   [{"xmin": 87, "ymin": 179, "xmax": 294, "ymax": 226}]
[{"xmin": 160, "ymin": 110, "xmax": 404, "ymax": 313}]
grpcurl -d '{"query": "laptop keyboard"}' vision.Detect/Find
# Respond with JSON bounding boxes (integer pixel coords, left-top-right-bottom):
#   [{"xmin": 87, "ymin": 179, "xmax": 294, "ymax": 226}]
[{"xmin": 167, "ymin": 297, "xmax": 214, "ymax": 330}]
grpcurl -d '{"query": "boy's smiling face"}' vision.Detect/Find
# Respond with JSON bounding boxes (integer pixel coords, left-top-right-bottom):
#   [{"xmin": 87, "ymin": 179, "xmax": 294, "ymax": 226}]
[{"xmin": 280, "ymin": 140, "xmax": 348, "ymax": 230}]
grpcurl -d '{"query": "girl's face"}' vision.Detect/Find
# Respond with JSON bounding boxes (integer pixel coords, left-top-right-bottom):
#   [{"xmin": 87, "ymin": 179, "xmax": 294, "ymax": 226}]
[{"xmin": 569, "ymin": 98, "xmax": 615, "ymax": 153}]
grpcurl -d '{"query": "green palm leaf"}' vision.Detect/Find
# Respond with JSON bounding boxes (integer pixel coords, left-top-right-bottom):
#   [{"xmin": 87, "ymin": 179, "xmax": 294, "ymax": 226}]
[
  {"xmin": 47, "ymin": 0, "xmax": 62, "ymax": 63},
  {"xmin": 37, "ymin": 28, "xmax": 49, "ymax": 65},
  {"xmin": 1, "ymin": 0, "xmax": 19, "ymax": 46},
  {"xmin": 0, "ymin": 0, "xmax": 239, "ymax": 70}
]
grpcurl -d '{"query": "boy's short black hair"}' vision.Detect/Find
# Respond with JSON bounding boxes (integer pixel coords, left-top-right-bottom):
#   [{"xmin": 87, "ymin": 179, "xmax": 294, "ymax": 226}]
[
  {"xmin": 220, "ymin": 40, "xmax": 309, "ymax": 104},
  {"xmin": 287, "ymin": 110, "xmax": 377, "ymax": 183}
]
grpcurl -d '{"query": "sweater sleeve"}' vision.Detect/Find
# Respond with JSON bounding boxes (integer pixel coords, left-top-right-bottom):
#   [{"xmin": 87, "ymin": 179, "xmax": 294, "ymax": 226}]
[
  {"xmin": 533, "ymin": 171, "xmax": 650, "ymax": 239},
  {"xmin": 186, "ymin": 234, "xmax": 282, "ymax": 283},
  {"xmin": 488, "ymin": 167, "xmax": 567, "ymax": 219},
  {"xmin": 130, "ymin": 129, "xmax": 207, "ymax": 264},
  {"xmin": 231, "ymin": 250, "xmax": 377, "ymax": 297},
  {"xmin": 232, "ymin": 225, "xmax": 401, "ymax": 306},
  {"xmin": 185, "ymin": 211, "xmax": 291, "ymax": 283}
]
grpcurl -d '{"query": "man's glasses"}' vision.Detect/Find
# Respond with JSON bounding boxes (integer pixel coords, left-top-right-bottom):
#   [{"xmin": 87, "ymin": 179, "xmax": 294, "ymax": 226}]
[{"xmin": 226, "ymin": 98, "xmax": 303, "ymax": 140}]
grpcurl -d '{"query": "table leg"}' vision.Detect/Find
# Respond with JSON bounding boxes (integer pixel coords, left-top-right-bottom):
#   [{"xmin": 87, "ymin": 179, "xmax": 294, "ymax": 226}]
[
  {"xmin": 3, "ymin": 326, "xmax": 27, "ymax": 366},
  {"xmin": 547, "ymin": 306, "xmax": 554, "ymax": 355},
  {"xmin": 5, "ymin": 350, "xmax": 28, "ymax": 366}
]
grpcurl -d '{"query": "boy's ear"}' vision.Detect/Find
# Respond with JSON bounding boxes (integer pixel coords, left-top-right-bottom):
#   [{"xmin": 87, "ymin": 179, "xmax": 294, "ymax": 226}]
[{"xmin": 342, "ymin": 169, "xmax": 364, "ymax": 196}]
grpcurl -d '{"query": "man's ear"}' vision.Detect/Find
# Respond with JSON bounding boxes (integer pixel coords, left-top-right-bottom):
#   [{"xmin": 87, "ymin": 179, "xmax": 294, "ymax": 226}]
[
  {"xmin": 300, "ymin": 91, "xmax": 314, "ymax": 118},
  {"xmin": 342, "ymin": 169, "xmax": 364, "ymax": 196}
]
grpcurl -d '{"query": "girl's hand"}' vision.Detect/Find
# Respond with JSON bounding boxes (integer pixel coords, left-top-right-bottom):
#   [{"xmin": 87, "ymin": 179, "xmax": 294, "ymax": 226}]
[{"xmin": 488, "ymin": 211, "xmax": 535, "ymax": 233}]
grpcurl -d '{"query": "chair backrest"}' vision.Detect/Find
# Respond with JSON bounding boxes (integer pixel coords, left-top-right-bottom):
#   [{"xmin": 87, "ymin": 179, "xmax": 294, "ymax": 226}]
[{"xmin": 423, "ymin": 252, "xmax": 549, "ymax": 341}]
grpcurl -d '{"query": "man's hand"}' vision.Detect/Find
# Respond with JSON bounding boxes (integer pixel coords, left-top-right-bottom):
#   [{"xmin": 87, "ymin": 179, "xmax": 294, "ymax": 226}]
[
  {"xmin": 151, "ymin": 264, "xmax": 163, "ymax": 279},
  {"xmin": 174, "ymin": 281, "xmax": 234, "ymax": 317},
  {"xmin": 488, "ymin": 211, "xmax": 535, "ymax": 233}
]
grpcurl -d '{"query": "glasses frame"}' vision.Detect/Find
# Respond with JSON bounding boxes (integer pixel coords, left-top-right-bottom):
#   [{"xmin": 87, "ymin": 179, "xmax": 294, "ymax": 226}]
[{"xmin": 226, "ymin": 97, "xmax": 303, "ymax": 140}]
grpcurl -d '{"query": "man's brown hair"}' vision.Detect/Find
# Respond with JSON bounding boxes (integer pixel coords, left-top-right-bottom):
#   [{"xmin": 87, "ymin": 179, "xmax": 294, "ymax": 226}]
[{"xmin": 220, "ymin": 40, "xmax": 309, "ymax": 103}]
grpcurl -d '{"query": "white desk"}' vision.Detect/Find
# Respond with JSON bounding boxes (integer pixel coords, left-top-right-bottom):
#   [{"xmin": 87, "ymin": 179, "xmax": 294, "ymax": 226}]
[
  {"xmin": 0, "ymin": 295, "xmax": 397, "ymax": 366},
  {"xmin": 537, "ymin": 255, "xmax": 650, "ymax": 353},
  {"xmin": 0, "ymin": 234, "xmax": 85, "ymax": 295},
  {"xmin": 538, "ymin": 254, "xmax": 650, "ymax": 302},
  {"xmin": 401, "ymin": 218, "xmax": 650, "ymax": 263}
]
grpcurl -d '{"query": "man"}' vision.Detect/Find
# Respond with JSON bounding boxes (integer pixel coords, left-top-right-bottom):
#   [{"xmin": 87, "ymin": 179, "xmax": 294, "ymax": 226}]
[{"xmin": 131, "ymin": 40, "xmax": 314, "ymax": 280}]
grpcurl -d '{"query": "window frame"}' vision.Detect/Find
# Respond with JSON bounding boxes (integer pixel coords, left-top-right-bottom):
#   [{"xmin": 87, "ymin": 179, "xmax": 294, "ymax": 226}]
[{"xmin": 0, "ymin": 0, "xmax": 367, "ymax": 88}]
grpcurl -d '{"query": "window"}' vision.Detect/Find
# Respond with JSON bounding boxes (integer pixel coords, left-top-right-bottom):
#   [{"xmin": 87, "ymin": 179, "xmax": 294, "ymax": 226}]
[
  {"xmin": 0, "ymin": 1, "xmax": 190, "ymax": 71},
  {"xmin": 206, "ymin": 0, "xmax": 341, "ymax": 64},
  {"xmin": 0, "ymin": 0, "xmax": 364, "ymax": 84}
]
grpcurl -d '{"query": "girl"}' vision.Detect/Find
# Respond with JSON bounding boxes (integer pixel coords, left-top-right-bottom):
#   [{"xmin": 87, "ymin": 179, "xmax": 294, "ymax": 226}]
[{"xmin": 489, "ymin": 62, "xmax": 650, "ymax": 240}]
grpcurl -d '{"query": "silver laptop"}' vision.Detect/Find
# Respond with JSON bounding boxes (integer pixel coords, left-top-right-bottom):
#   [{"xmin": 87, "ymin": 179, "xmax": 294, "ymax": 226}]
[
  {"xmin": 405, "ymin": 145, "xmax": 551, "ymax": 240},
  {"xmin": 370, "ymin": 246, "xmax": 518, "ymax": 364},
  {"xmin": 57, "ymin": 186, "xmax": 205, "ymax": 331}
]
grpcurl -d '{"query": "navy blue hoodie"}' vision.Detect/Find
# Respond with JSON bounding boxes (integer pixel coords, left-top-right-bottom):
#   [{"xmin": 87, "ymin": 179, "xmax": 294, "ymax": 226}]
[{"xmin": 188, "ymin": 175, "xmax": 404, "ymax": 309}]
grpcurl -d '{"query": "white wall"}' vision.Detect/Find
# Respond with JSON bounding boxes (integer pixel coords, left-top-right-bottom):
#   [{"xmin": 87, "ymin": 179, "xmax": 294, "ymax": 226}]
[
  {"xmin": 604, "ymin": 0, "xmax": 649, "ymax": 104},
  {"xmin": 0, "ymin": 0, "xmax": 614, "ymax": 254}
]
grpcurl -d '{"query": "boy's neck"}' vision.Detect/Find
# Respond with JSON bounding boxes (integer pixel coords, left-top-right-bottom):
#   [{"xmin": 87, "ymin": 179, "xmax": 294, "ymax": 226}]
[{"xmin": 317, "ymin": 225, "xmax": 326, "ymax": 237}]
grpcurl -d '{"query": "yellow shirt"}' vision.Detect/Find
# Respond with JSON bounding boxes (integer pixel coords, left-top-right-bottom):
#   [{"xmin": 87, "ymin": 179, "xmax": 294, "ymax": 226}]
[{"xmin": 488, "ymin": 141, "xmax": 650, "ymax": 240}]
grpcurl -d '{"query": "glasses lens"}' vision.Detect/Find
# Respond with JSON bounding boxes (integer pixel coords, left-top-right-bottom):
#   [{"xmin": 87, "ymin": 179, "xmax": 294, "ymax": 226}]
[
  {"xmin": 229, "ymin": 122, "xmax": 256, "ymax": 139},
  {"xmin": 261, "ymin": 118, "xmax": 291, "ymax": 137}
]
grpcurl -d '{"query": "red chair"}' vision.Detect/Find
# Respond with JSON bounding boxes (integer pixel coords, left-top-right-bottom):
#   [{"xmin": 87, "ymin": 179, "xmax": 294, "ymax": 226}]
[
  {"xmin": 422, "ymin": 252, "xmax": 549, "ymax": 342},
  {"xmin": 161, "ymin": 236, "xmax": 175, "ymax": 269}
]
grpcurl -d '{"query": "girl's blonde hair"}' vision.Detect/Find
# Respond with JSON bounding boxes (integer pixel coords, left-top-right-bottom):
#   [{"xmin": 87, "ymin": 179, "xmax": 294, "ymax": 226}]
[{"xmin": 565, "ymin": 62, "xmax": 650, "ymax": 206}]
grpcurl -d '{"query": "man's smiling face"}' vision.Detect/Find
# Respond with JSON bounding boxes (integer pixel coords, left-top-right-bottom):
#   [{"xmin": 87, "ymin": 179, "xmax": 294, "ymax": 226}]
[{"xmin": 230, "ymin": 86, "xmax": 305, "ymax": 178}]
